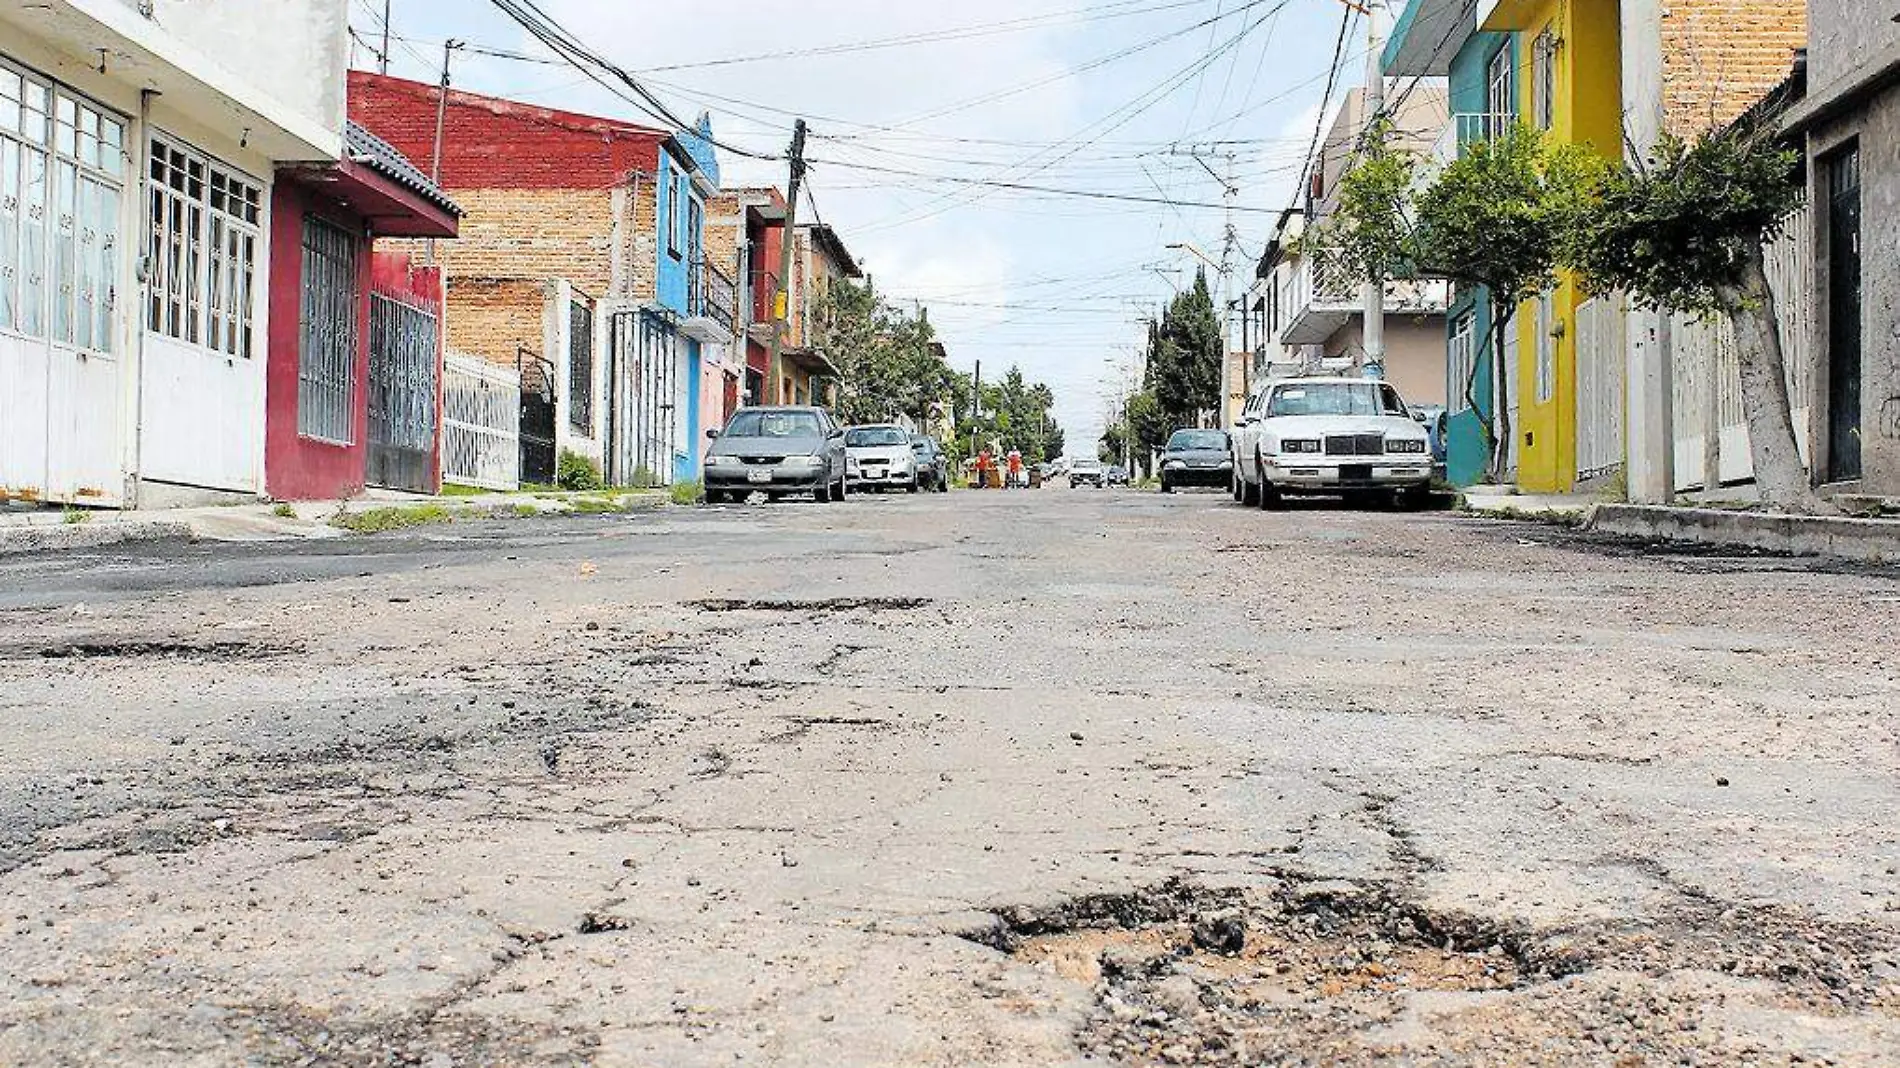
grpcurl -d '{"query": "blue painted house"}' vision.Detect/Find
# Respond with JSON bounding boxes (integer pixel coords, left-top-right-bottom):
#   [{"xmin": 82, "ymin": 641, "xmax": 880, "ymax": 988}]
[
  {"xmin": 650, "ymin": 115, "xmax": 730, "ymax": 484},
  {"xmin": 1384, "ymin": 0, "xmax": 1516, "ymax": 487}
]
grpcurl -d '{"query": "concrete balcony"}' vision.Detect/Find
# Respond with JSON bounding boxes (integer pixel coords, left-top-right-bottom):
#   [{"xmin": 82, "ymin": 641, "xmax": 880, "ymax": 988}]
[{"xmin": 1278, "ymin": 250, "xmax": 1453, "ymax": 346}]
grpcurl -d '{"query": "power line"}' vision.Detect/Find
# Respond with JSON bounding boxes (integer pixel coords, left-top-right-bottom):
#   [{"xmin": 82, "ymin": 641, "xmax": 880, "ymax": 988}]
[
  {"xmin": 1288, "ymin": 2, "xmax": 1359, "ymax": 218},
  {"xmin": 638, "ymin": 0, "xmax": 1206, "ymax": 74}
]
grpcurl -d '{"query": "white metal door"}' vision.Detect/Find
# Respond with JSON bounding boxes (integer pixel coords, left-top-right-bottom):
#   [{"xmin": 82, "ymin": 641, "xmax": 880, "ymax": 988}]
[
  {"xmin": 1574, "ymin": 297, "xmax": 1626, "ymax": 481},
  {"xmin": 137, "ymin": 134, "xmax": 264, "ymax": 493},
  {"xmin": 0, "ymin": 64, "xmax": 125, "ymax": 505}
]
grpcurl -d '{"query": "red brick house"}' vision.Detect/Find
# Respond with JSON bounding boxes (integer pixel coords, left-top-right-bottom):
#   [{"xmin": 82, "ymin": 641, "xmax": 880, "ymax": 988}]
[{"xmin": 348, "ymin": 71, "xmax": 733, "ymax": 488}]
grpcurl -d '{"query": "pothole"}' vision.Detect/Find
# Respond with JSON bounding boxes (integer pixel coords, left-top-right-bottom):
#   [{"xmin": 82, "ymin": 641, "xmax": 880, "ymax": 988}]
[
  {"xmin": 962, "ymin": 878, "xmax": 1590, "ymax": 1066},
  {"xmin": 684, "ymin": 596, "xmax": 933, "ymax": 613},
  {"xmin": 9, "ymin": 638, "xmax": 303, "ymax": 661}
]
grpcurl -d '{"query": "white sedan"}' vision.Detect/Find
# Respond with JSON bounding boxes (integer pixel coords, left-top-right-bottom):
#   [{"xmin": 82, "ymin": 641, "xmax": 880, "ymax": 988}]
[{"xmin": 1231, "ymin": 377, "xmax": 1434, "ymax": 509}]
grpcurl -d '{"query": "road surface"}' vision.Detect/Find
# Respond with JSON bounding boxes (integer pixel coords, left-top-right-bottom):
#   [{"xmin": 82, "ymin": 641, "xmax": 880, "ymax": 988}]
[{"xmin": 2, "ymin": 489, "xmax": 1896, "ymax": 1066}]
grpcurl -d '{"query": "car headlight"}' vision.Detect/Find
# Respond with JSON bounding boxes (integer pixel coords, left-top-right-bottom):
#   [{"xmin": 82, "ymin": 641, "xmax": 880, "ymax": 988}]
[
  {"xmin": 1387, "ymin": 439, "xmax": 1427, "ymax": 454},
  {"xmin": 785, "ymin": 455, "xmax": 824, "ymax": 468},
  {"xmin": 1163, "ymin": 459, "xmax": 1185, "ymax": 469},
  {"xmin": 705, "ymin": 454, "xmax": 731, "ymax": 466},
  {"xmin": 1279, "ymin": 439, "xmax": 1321, "ymax": 454},
  {"xmin": 1219, "ymin": 459, "xmax": 1233, "ymax": 468}
]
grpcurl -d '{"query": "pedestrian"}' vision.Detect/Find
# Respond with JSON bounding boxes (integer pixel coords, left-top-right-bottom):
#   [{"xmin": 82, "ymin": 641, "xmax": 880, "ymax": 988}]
[{"xmin": 1006, "ymin": 449, "xmax": 1024, "ymax": 489}]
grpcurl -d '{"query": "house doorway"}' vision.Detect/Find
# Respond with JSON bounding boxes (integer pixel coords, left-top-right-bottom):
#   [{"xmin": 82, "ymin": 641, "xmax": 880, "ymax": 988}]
[{"xmin": 1825, "ymin": 143, "xmax": 1862, "ymax": 483}]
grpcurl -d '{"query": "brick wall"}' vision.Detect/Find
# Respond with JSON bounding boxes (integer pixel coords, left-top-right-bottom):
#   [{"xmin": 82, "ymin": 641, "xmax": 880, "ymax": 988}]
[
  {"xmin": 1661, "ymin": 0, "xmax": 1807, "ymax": 137},
  {"xmin": 444, "ymin": 277, "xmax": 547, "ymax": 372}
]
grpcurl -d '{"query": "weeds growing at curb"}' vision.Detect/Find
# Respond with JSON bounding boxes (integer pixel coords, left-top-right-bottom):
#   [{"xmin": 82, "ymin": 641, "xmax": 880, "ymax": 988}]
[
  {"xmin": 670, "ymin": 480, "xmax": 703, "ymax": 507},
  {"xmin": 330, "ymin": 504, "xmax": 454, "ymax": 535},
  {"xmin": 271, "ymin": 503, "xmax": 297, "ymax": 519},
  {"xmin": 62, "ymin": 507, "xmax": 91, "ymax": 525}
]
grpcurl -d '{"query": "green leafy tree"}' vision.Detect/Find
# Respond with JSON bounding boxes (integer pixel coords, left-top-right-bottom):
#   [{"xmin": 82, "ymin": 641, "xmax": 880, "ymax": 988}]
[
  {"xmin": 1570, "ymin": 122, "xmax": 1821, "ymax": 511},
  {"xmin": 1309, "ymin": 122, "xmax": 1600, "ymax": 480},
  {"xmin": 1147, "ymin": 271, "xmax": 1223, "ymax": 431},
  {"xmin": 947, "ymin": 365, "xmax": 1065, "ymax": 467},
  {"xmin": 817, "ymin": 278, "xmax": 955, "ymax": 427}
]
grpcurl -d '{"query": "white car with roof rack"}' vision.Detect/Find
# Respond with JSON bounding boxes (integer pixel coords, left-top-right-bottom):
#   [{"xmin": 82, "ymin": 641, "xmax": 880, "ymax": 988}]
[{"xmin": 1230, "ymin": 376, "xmax": 1433, "ymax": 510}]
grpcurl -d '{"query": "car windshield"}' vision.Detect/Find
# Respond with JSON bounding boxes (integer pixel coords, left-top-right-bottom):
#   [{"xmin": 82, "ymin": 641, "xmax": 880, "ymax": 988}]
[
  {"xmin": 726, "ymin": 410, "xmax": 823, "ymax": 438},
  {"xmin": 1074, "ymin": 460, "xmax": 1101, "ymax": 470},
  {"xmin": 1167, "ymin": 430, "xmax": 1228, "ymax": 451},
  {"xmin": 1267, "ymin": 383, "xmax": 1409, "ymax": 418},
  {"xmin": 910, "ymin": 438, "xmax": 935, "ymax": 453},
  {"xmin": 846, "ymin": 427, "xmax": 909, "ymax": 447}
]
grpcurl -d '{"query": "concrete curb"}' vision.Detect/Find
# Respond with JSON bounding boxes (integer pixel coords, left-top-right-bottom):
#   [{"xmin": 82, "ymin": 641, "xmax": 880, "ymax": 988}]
[
  {"xmin": 1588, "ymin": 504, "xmax": 1900, "ymax": 563},
  {"xmin": 0, "ymin": 521, "xmax": 194, "ymax": 556}
]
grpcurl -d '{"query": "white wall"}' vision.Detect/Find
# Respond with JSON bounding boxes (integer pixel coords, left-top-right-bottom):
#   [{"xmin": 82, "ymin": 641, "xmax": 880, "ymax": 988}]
[{"xmin": 128, "ymin": 0, "xmax": 348, "ymax": 144}]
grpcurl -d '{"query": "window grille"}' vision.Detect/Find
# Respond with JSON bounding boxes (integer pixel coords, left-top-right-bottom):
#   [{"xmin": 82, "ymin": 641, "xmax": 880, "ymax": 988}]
[
  {"xmin": 1531, "ymin": 30, "xmax": 1556, "ymax": 131},
  {"xmin": 1449, "ymin": 312, "xmax": 1477, "ymax": 413},
  {"xmin": 147, "ymin": 134, "xmax": 260, "ymax": 356},
  {"xmin": 297, "ymin": 217, "xmax": 358, "ymax": 443},
  {"xmin": 568, "ymin": 299, "xmax": 593, "ymax": 435},
  {"xmin": 0, "ymin": 61, "xmax": 122, "ymax": 349}
]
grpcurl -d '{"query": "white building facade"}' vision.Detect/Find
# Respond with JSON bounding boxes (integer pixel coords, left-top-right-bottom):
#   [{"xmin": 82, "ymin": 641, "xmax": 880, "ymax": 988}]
[{"xmin": 0, "ymin": 0, "xmax": 347, "ymax": 507}]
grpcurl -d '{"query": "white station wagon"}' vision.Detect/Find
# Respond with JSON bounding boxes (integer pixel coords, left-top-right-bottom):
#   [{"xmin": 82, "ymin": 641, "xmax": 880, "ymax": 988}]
[{"xmin": 1230, "ymin": 377, "xmax": 1434, "ymax": 509}]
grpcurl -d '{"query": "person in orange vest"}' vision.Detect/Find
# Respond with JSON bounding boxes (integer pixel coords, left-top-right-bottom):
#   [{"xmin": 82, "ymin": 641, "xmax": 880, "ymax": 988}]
[
  {"xmin": 1006, "ymin": 449, "xmax": 1024, "ymax": 489},
  {"xmin": 975, "ymin": 448, "xmax": 994, "ymax": 489}
]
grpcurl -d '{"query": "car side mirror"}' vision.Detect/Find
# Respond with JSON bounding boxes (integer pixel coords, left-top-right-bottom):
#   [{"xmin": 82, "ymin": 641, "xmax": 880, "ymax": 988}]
[
  {"xmin": 706, "ymin": 428, "xmax": 721, "ymax": 440},
  {"xmin": 828, "ymin": 428, "xmax": 845, "ymax": 439}
]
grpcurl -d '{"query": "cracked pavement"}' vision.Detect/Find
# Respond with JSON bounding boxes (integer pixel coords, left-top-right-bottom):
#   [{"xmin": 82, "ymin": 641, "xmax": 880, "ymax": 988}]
[{"xmin": 1, "ymin": 490, "xmax": 1897, "ymax": 1065}]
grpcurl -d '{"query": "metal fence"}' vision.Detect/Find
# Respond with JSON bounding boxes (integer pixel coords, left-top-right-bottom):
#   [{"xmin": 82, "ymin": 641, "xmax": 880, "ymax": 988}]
[
  {"xmin": 1669, "ymin": 204, "xmax": 1813, "ymax": 490},
  {"xmin": 367, "ymin": 293, "xmax": 440, "ymax": 492},
  {"xmin": 692, "ymin": 256, "xmax": 738, "ymax": 334},
  {"xmin": 1574, "ymin": 296, "xmax": 1626, "ymax": 482},
  {"xmin": 442, "ymin": 352, "xmax": 520, "ymax": 491}
]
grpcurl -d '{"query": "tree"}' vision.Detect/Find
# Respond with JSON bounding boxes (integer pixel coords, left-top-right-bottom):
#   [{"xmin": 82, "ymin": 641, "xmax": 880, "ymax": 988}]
[
  {"xmin": 817, "ymin": 278, "xmax": 955, "ymax": 427},
  {"xmin": 1309, "ymin": 122, "xmax": 1600, "ymax": 481},
  {"xmin": 948, "ymin": 365, "xmax": 1065, "ymax": 466},
  {"xmin": 1570, "ymin": 122, "xmax": 1822, "ymax": 512},
  {"xmin": 1147, "ymin": 271, "xmax": 1223, "ymax": 430}
]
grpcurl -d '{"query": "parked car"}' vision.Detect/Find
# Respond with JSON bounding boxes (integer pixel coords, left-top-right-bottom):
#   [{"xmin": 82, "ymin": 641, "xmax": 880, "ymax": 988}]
[
  {"xmin": 910, "ymin": 435, "xmax": 951, "ymax": 492},
  {"xmin": 703, "ymin": 406, "xmax": 848, "ymax": 504},
  {"xmin": 1069, "ymin": 458, "xmax": 1106, "ymax": 488},
  {"xmin": 1158, "ymin": 429, "xmax": 1233, "ymax": 493},
  {"xmin": 1410, "ymin": 404, "xmax": 1450, "ymax": 479},
  {"xmin": 844, "ymin": 424, "xmax": 921, "ymax": 492},
  {"xmin": 1105, "ymin": 465, "xmax": 1131, "ymax": 487},
  {"xmin": 1230, "ymin": 377, "xmax": 1433, "ymax": 509}
]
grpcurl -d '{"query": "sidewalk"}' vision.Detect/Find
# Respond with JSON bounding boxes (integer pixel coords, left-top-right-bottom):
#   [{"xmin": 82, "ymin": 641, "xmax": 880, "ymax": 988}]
[{"xmin": 0, "ymin": 487, "xmax": 670, "ymax": 555}]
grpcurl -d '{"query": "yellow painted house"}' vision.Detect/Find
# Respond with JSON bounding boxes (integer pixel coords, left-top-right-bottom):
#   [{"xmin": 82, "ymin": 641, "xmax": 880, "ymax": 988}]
[{"xmin": 1478, "ymin": 0, "xmax": 1623, "ymax": 492}]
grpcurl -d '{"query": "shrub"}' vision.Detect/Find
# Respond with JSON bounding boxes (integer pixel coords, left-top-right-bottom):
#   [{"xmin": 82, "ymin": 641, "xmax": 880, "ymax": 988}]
[
  {"xmin": 557, "ymin": 449, "xmax": 604, "ymax": 491},
  {"xmin": 670, "ymin": 481, "xmax": 703, "ymax": 506}
]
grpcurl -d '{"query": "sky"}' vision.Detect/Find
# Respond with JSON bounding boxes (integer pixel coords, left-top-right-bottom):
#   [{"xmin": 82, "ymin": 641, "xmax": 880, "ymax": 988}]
[{"xmin": 353, "ymin": 0, "xmax": 1371, "ymax": 455}]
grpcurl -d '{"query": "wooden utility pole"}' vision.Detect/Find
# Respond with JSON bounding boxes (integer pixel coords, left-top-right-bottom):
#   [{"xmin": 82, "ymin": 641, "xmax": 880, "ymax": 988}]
[
  {"xmin": 767, "ymin": 119, "xmax": 808, "ymax": 403},
  {"xmin": 380, "ymin": 0, "xmax": 393, "ymax": 75}
]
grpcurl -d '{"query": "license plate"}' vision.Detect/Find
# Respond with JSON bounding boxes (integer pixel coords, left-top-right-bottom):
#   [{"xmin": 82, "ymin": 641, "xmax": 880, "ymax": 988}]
[
  {"xmin": 748, "ymin": 470, "xmax": 772, "ymax": 484},
  {"xmin": 1340, "ymin": 464, "xmax": 1373, "ymax": 481}
]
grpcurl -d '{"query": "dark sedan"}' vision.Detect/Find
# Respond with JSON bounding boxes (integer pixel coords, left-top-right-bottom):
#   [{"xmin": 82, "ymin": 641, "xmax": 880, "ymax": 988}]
[
  {"xmin": 1158, "ymin": 429, "xmax": 1233, "ymax": 493},
  {"xmin": 911, "ymin": 435, "xmax": 951, "ymax": 492}
]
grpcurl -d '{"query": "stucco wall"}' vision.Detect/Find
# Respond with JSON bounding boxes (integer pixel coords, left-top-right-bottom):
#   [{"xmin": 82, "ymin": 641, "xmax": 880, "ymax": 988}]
[
  {"xmin": 1320, "ymin": 317, "xmax": 1450, "ymax": 407},
  {"xmin": 1808, "ymin": 0, "xmax": 1900, "ymax": 92},
  {"xmin": 1808, "ymin": 89, "xmax": 1900, "ymax": 496},
  {"xmin": 133, "ymin": 0, "xmax": 348, "ymax": 143}
]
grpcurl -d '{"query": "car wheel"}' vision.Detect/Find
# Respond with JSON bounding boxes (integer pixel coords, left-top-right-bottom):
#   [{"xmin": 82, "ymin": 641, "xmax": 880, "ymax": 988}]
[
  {"xmin": 706, "ymin": 489, "xmax": 729, "ymax": 505},
  {"xmin": 1398, "ymin": 484, "xmax": 1431, "ymax": 511},
  {"xmin": 906, "ymin": 479, "xmax": 919, "ymax": 493}
]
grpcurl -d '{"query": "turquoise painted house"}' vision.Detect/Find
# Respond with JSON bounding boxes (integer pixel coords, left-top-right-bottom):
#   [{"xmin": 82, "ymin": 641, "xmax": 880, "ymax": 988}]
[{"xmin": 1384, "ymin": 0, "xmax": 1515, "ymax": 487}]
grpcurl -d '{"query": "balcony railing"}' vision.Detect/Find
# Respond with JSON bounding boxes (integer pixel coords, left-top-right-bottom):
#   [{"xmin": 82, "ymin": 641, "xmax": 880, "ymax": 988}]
[
  {"xmin": 1431, "ymin": 112, "xmax": 1521, "ymax": 166},
  {"xmin": 690, "ymin": 256, "xmax": 737, "ymax": 334},
  {"xmin": 1277, "ymin": 247, "xmax": 1452, "ymax": 346}
]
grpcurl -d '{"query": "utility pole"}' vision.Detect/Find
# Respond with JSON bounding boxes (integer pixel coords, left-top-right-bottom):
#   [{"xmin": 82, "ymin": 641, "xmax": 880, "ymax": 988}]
[
  {"xmin": 426, "ymin": 38, "xmax": 462, "ymax": 263},
  {"xmin": 1359, "ymin": 5, "xmax": 1387, "ymax": 380},
  {"xmin": 767, "ymin": 119, "xmax": 808, "ymax": 404},
  {"xmin": 380, "ymin": 0, "xmax": 392, "ymax": 75}
]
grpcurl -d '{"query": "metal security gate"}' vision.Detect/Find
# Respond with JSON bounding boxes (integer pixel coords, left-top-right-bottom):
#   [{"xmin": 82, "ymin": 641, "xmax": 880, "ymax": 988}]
[
  {"xmin": 366, "ymin": 292, "xmax": 439, "ymax": 492},
  {"xmin": 443, "ymin": 352, "xmax": 519, "ymax": 490},
  {"xmin": 605, "ymin": 310, "xmax": 677, "ymax": 487},
  {"xmin": 519, "ymin": 349, "xmax": 557, "ymax": 486},
  {"xmin": 1574, "ymin": 297, "xmax": 1626, "ymax": 482}
]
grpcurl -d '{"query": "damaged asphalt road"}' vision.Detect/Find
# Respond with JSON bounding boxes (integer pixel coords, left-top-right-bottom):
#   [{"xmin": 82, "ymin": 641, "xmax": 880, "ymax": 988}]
[{"xmin": 1, "ymin": 492, "xmax": 1897, "ymax": 1066}]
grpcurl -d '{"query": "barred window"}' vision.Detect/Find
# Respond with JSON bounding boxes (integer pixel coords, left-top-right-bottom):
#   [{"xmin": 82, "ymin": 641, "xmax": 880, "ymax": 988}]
[
  {"xmin": 297, "ymin": 217, "xmax": 359, "ymax": 443},
  {"xmin": 1534, "ymin": 291, "xmax": 1556, "ymax": 404},
  {"xmin": 1531, "ymin": 30, "xmax": 1556, "ymax": 131},
  {"xmin": 1, "ymin": 61, "xmax": 122, "ymax": 350},
  {"xmin": 1448, "ymin": 312, "xmax": 1477, "ymax": 413},
  {"xmin": 568, "ymin": 299, "xmax": 593, "ymax": 435},
  {"xmin": 147, "ymin": 135, "xmax": 260, "ymax": 356}
]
